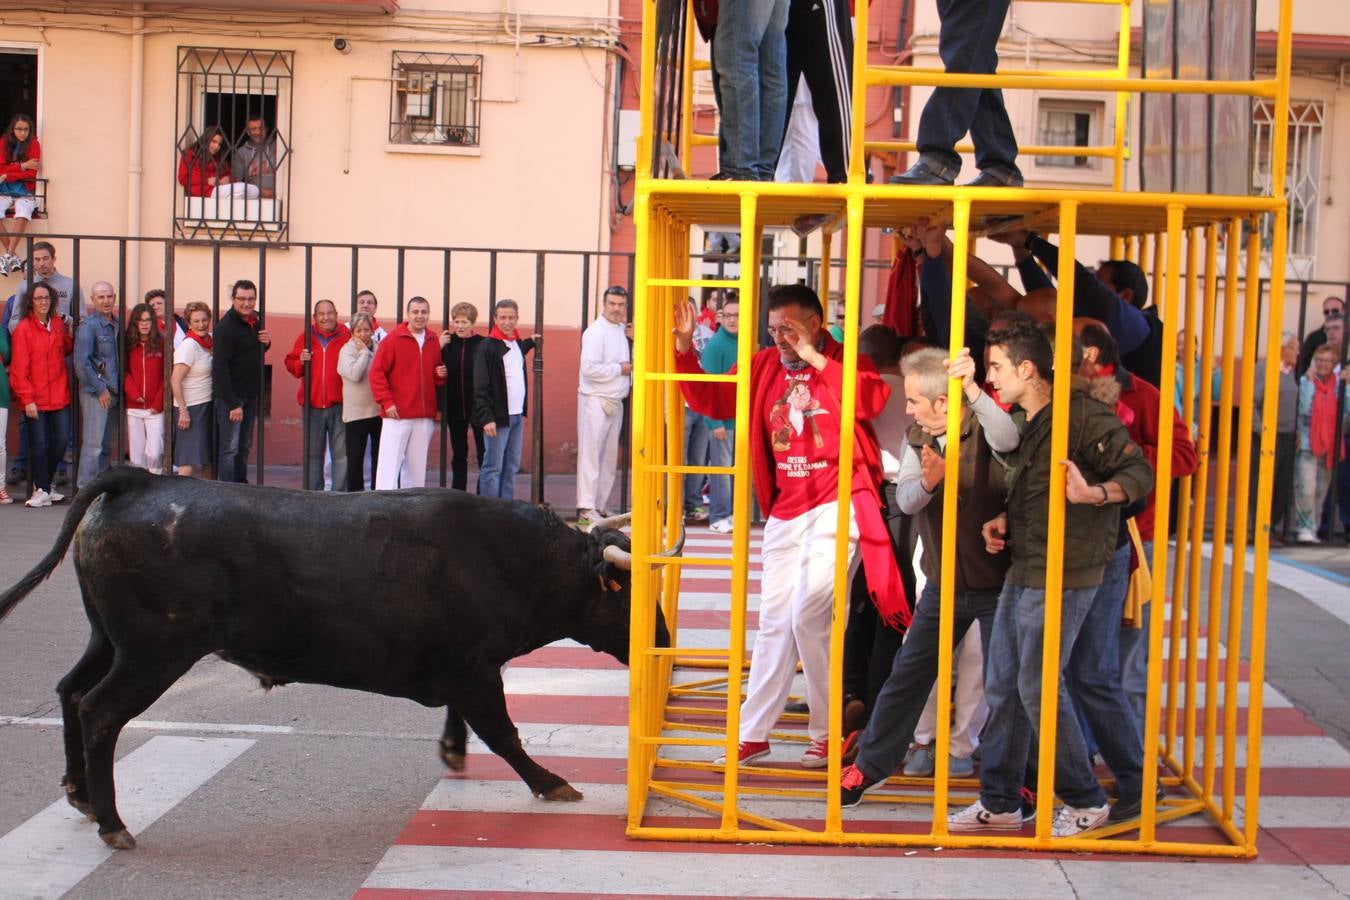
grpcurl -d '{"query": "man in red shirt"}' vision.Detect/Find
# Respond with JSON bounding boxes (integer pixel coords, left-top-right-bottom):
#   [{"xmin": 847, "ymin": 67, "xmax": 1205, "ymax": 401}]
[
  {"xmin": 370, "ymin": 296, "xmax": 447, "ymax": 490},
  {"xmin": 284, "ymin": 299, "xmax": 351, "ymax": 491},
  {"xmin": 674, "ymin": 284, "xmax": 909, "ymax": 768}
]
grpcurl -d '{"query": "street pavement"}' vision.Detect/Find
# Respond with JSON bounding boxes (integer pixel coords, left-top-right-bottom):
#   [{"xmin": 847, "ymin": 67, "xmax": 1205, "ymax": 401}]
[{"xmin": 0, "ymin": 477, "xmax": 1348, "ymax": 898}]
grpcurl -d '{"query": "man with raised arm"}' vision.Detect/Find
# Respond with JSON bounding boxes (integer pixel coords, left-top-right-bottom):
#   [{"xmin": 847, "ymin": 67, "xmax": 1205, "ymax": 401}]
[{"xmin": 673, "ymin": 284, "xmax": 910, "ymax": 769}]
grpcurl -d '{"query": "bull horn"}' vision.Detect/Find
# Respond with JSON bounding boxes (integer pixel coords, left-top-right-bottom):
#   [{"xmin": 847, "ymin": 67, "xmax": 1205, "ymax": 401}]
[
  {"xmin": 602, "ymin": 544, "xmax": 632, "ymax": 571},
  {"xmin": 655, "ymin": 522, "xmax": 686, "ymax": 558},
  {"xmin": 588, "ymin": 512, "xmax": 632, "ymax": 532}
]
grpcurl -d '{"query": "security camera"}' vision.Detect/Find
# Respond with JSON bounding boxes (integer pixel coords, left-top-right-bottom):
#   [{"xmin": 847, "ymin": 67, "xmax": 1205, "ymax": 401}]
[{"xmin": 333, "ymin": 38, "xmax": 351, "ymax": 54}]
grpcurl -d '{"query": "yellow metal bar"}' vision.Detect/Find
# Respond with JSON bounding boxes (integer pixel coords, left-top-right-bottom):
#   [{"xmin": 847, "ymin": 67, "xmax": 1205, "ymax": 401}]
[
  {"xmin": 690, "ymin": 132, "xmax": 718, "ymax": 147},
  {"xmin": 847, "ymin": 0, "xmax": 868, "ymax": 181},
  {"xmin": 894, "ymin": 65, "xmax": 1132, "ymax": 81},
  {"xmin": 825, "ymin": 192, "xmax": 867, "ymax": 834},
  {"xmin": 1223, "ymin": 224, "xmax": 1263, "ymax": 819},
  {"xmin": 932, "ymin": 198, "xmax": 973, "ymax": 839},
  {"xmin": 1111, "ymin": 0, "xmax": 1130, "ymax": 194},
  {"xmin": 1184, "ymin": 226, "xmax": 1220, "ymax": 784},
  {"xmin": 820, "ymin": 230, "xmax": 833, "ymax": 310},
  {"xmin": 678, "ymin": 0, "xmax": 695, "ymax": 173},
  {"xmin": 649, "ymin": 278, "xmax": 743, "ymax": 289},
  {"xmin": 1246, "ymin": 0, "xmax": 1295, "ymax": 848},
  {"xmin": 644, "ymin": 372, "xmax": 738, "ymax": 383},
  {"xmin": 1206, "ymin": 218, "xmax": 1241, "ymax": 801},
  {"xmin": 864, "ymin": 140, "xmax": 1119, "ymax": 159},
  {"xmin": 717, "ymin": 190, "xmax": 760, "ymax": 831},
  {"xmin": 1141, "ymin": 205, "xmax": 1185, "ymax": 843},
  {"xmin": 1165, "ymin": 227, "xmax": 1199, "ymax": 760},
  {"xmin": 644, "ymin": 555, "xmax": 733, "ymax": 567},
  {"xmin": 1034, "ymin": 198, "xmax": 1078, "ymax": 843},
  {"xmin": 867, "ymin": 70, "xmax": 1279, "ymax": 98},
  {"xmin": 649, "ymin": 783, "xmax": 812, "ymax": 833}
]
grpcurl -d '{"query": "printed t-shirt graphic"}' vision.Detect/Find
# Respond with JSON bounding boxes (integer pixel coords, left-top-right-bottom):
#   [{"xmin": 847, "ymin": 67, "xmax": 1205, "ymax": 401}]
[{"xmin": 767, "ymin": 368, "xmax": 842, "ymax": 521}]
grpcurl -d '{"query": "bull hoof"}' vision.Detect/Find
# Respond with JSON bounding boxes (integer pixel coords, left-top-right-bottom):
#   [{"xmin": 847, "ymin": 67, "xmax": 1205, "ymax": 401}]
[
  {"xmin": 100, "ymin": 829, "xmax": 137, "ymax": 850},
  {"xmin": 537, "ymin": 783, "xmax": 584, "ymax": 802},
  {"xmin": 65, "ymin": 793, "xmax": 95, "ymax": 821},
  {"xmin": 441, "ymin": 751, "xmax": 466, "ymax": 772}
]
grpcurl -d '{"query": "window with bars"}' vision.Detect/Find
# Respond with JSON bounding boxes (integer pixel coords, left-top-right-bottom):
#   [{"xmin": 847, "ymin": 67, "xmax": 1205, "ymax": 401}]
[
  {"xmin": 174, "ymin": 47, "xmax": 293, "ymax": 242},
  {"xmin": 1035, "ymin": 100, "xmax": 1103, "ymax": 169},
  {"xmin": 390, "ymin": 52, "xmax": 482, "ymax": 146},
  {"xmin": 1253, "ymin": 98, "xmax": 1322, "ymax": 278}
]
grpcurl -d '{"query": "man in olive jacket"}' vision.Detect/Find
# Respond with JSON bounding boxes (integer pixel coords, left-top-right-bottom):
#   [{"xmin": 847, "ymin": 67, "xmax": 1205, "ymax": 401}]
[{"xmin": 948, "ymin": 317, "xmax": 1154, "ymax": 839}]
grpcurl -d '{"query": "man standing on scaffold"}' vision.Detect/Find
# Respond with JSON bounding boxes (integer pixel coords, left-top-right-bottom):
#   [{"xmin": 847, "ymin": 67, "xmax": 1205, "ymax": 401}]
[{"xmin": 673, "ymin": 285, "xmax": 911, "ymax": 768}]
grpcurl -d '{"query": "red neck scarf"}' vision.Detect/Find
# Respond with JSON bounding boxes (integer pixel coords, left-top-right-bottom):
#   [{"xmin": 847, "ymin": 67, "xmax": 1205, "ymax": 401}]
[
  {"xmin": 186, "ymin": 330, "xmax": 213, "ymax": 352},
  {"xmin": 490, "ymin": 326, "xmax": 516, "ymax": 342},
  {"xmin": 1309, "ymin": 371, "xmax": 1343, "ymax": 469}
]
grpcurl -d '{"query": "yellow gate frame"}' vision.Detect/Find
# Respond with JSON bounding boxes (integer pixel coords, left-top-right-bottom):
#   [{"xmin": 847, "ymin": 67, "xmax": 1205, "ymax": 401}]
[{"xmin": 626, "ymin": 0, "xmax": 1293, "ymax": 857}]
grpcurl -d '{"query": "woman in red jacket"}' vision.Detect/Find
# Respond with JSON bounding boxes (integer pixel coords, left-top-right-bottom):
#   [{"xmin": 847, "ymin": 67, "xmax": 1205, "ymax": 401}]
[
  {"xmin": 10, "ymin": 281, "xmax": 73, "ymax": 507},
  {"xmin": 0, "ymin": 113, "xmax": 41, "ymax": 274},
  {"xmin": 124, "ymin": 302, "xmax": 166, "ymax": 474},
  {"xmin": 177, "ymin": 127, "xmax": 257, "ymax": 200}
]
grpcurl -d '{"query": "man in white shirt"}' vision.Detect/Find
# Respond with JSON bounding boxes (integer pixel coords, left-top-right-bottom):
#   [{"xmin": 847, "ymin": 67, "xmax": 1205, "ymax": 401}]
[{"xmin": 576, "ymin": 286, "xmax": 632, "ymax": 523}]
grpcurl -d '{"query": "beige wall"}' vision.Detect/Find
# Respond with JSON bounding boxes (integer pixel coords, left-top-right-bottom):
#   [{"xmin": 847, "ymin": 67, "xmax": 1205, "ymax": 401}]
[{"xmin": 1, "ymin": 3, "xmax": 620, "ymax": 325}]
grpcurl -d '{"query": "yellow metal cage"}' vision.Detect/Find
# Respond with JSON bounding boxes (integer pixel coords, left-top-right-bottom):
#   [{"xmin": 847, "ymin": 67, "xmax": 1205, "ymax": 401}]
[{"xmin": 625, "ymin": 0, "xmax": 1293, "ymax": 857}]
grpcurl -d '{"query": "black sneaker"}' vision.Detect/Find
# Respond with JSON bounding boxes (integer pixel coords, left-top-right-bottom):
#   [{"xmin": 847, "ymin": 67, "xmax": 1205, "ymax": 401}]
[
  {"xmin": 840, "ymin": 764, "xmax": 881, "ymax": 808},
  {"xmin": 54, "ymin": 468, "xmax": 70, "ymax": 487},
  {"xmin": 1107, "ymin": 784, "xmax": 1167, "ymax": 823},
  {"xmin": 5, "ymin": 467, "xmax": 25, "ymax": 486}
]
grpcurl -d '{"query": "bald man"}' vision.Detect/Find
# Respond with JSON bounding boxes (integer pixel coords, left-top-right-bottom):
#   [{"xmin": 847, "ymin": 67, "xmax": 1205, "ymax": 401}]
[{"xmin": 74, "ymin": 281, "xmax": 121, "ymax": 489}]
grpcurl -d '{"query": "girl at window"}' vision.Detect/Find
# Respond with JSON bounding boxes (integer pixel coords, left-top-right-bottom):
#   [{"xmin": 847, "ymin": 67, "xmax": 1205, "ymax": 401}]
[
  {"xmin": 0, "ymin": 114, "xmax": 41, "ymax": 274},
  {"xmin": 177, "ymin": 127, "xmax": 258, "ymax": 200}
]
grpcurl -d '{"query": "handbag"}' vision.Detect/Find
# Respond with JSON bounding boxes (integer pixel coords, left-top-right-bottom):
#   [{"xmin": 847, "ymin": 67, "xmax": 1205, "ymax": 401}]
[{"xmin": 1122, "ymin": 518, "xmax": 1151, "ymax": 628}]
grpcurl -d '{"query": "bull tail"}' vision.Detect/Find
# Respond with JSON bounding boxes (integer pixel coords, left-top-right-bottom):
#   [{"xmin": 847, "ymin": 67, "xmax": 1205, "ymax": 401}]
[{"xmin": 0, "ymin": 467, "xmax": 153, "ymax": 626}]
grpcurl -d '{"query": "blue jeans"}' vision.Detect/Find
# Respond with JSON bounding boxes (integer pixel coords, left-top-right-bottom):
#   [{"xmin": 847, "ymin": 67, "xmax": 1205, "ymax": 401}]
[
  {"xmin": 1118, "ymin": 541, "xmax": 1153, "ymax": 742},
  {"xmin": 712, "ymin": 0, "xmax": 790, "ymax": 179},
  {"xmin": 979, "ymin": 582, "xmax": 1106, "ymax": 812},
  {"xmin": 478, "ymin": 414, "xmax": 524, "ymax": 499},
  {"xmin": 29, "ymin": 406, "xmax": 71, "ymax": 493},
  {"xmin": 708, "ymin": 425, "xmax": 734, "ymax": 522},
  {"xmin": 916, "ymin": 0, "xmax": 1021, "ymax": 177},
  {"xmin": 1066, "ymin": 542, "xmax": 1144, "ymax": 803},
  {"xmin": 77, "ymin": 391, "xmax": 117, "ymax": 489},
  {"xmin": 683, "ymin": 410, "xmax": 710, "ymax": 512},
  {"xmin": 855, "ymin": 580, "xmax": 1000, "ymax": 784},
  {"xmin": 216, "ymin": 397, "xmax": 258, "ymax": 483}
]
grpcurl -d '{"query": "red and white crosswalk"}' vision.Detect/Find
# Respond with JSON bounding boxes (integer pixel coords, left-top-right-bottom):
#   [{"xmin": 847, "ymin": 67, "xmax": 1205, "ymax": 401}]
[{"xmin": 354, "ymin": 526, "xmax": 1350, "ymax": 898}]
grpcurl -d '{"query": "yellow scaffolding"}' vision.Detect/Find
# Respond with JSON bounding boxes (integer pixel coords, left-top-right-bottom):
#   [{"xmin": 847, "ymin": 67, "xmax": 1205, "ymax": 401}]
[{"xmin": 626, "ymin": 0, "xmax": 1293, "ymax": 857}]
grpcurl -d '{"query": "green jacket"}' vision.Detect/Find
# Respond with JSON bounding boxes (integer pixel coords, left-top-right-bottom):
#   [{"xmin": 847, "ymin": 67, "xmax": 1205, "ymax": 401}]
[
  {"xmin": 1000, "ymin": 376, "xmax": 1154, "ymax": 590},
  {"xmin": 698, "ymin": 326, "xmax": 738, "ymax": 430},
  {"xmin": 0, "ymin": 325, "xmax": 9, "ymax": 407}
]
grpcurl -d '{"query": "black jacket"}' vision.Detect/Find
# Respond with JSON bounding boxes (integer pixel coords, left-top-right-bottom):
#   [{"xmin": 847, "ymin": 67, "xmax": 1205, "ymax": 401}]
[
  {"xmin": 213, "ymin": 307, "xmax": 268, "ymax": 409},
  {"xmin": 442, "ymin": 334, "xmax": 484, "ymax": 421},
  {"xmin": 473, "ymin": 335, "xmax": 535, "ymax": 428}
]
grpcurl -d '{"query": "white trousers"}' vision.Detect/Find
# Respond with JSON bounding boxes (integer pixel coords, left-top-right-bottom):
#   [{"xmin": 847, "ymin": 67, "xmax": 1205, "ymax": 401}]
[
  {"xmin": 0, "ymin": 407, "xmax": 6, "ymax": 478},
  {"xmin": 740, "ymin": 500, "xmax": 859, "ymax": 743},
  {"xmin": 126, "ymin": 408, "xmax": 164, "ymax": 474},
  {"xmin": 375, "ymin": 417, "xmax": 434, "ymax": 490},
  {"xmin": 576, "ymin": 393, "xmax": 624, "ymax": 511},
  {"xmin": 909, "ymin": 538, "xmax": 990, "ymax": 758},
  {"xmin": 211, "ymin": 182, "xmax": 260, "ymax": 199}
]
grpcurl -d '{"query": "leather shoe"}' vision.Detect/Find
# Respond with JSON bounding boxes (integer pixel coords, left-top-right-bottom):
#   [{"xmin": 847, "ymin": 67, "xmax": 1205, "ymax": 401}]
[
  {"xmin": 966, "ymin": 167, "xmax": 1024, "ymax": 188},
  {"xmin": 889, "ymin": 156, "xmax": 956, "ymax": 186}
]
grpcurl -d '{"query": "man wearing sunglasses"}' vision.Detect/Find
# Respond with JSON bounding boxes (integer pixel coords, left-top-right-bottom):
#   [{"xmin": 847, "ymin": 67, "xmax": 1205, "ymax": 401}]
[{"xmin": 1297, "ymin": 295, "xmax": 1345, "ymax": 377}]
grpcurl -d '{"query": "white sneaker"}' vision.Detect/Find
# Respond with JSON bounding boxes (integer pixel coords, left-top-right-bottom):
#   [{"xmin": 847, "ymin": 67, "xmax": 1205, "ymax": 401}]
[
  {"xmin": 47, "ymin": 490, "xmax": 66, "ymax": 503},
  {"xmin": 24, "ymin": 488, "xmax": 50, "ymax": 508},
  {"xmin": 947, "ymin": 800, "xmax": 1022, "ymax": 832},
  {"xmin": 709, "ymin": 517, "xmax": 733, "ymax": 534},
  {"xmin": 1295, "ymin": 529, "xmax": 1320, "ymax": 544},
  {"xmin": 1052, "ymin": 802, "xmax": 1110, "ymax": 837}
]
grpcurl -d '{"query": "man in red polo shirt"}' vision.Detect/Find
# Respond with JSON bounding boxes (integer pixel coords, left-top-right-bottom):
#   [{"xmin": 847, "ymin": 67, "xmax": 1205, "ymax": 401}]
[{"xmin": 674, "ymin": 284, "xmax": 910, "ymax": 768}]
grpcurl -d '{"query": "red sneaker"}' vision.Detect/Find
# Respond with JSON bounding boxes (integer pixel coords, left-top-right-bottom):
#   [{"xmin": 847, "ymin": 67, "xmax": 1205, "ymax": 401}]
[
  {"xmin": 716, "ymin": 740, "xmax": 770, "ymax": 766},
  {"xmin": 800, "ymin": 739, "xmax": 829, "ymax": 768}
]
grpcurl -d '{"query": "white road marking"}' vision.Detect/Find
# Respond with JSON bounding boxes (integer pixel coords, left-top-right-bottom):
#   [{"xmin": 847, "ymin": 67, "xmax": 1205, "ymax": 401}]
[
  {"xmin": 362, "ymin": 846, "xmax": 1076, "ymax": 897},
  {"xmin": 0, "ymin": 736, "xmax": 254, "ymax": 899},
  {"xmin": 0, "ymin": 716, "xmax": 292, "ymax": 735},
  {"xmin": 1197, "ymin": 541, "xmax": 1350, "ymax": 626}
]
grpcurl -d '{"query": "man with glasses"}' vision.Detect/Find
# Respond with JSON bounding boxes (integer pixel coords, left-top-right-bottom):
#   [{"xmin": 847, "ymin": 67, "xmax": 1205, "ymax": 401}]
[
  {"xmin": 673, "ymin": 284, "xmax": 910, "ymax": 769},
  {"xmin": 1298, "ymin": 295, "xmax": 1345, "ymax": 377}
]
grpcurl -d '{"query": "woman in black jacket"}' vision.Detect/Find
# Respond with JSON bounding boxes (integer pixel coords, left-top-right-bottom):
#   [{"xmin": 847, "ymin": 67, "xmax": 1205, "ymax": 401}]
[{"xmin": 440, "ymin": 301, "xmax": 485, "ymax": 491}]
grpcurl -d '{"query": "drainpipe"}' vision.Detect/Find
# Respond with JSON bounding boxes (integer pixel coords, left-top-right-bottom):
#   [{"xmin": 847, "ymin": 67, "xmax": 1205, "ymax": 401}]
[{"xmin": 127, "ymin": 3, "xmax": 145, "ymax": 299}]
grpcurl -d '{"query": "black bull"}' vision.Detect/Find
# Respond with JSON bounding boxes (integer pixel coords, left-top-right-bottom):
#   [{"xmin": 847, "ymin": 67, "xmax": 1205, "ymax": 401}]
[{"xmin": 0, "ymin": 467, "xmax": 671, "ymax": 850}]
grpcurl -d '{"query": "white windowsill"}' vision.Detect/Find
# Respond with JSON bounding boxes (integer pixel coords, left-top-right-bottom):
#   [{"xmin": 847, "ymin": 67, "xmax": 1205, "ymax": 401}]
[{"xmin": 385, "ymin": 143, "xmax": 482, "ymax": 158}]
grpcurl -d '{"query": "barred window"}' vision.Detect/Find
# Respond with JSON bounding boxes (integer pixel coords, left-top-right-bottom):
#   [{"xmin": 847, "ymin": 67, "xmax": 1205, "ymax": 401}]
[
  {"xmin": 174, "ymin": 47, "xmax": 293, "ymax": 242},
  {"xmin": 1254, "ymin": 98, "xmax": 1322, "ymax": 278},
  {"xmin": 390, "ymin": 51, "xmax": 482, "ymax": 146}
]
